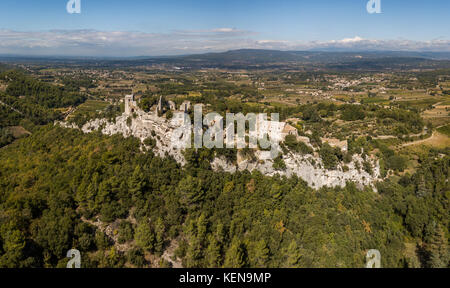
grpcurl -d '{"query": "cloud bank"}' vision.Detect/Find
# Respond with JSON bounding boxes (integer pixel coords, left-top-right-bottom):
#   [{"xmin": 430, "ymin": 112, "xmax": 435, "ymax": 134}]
[{"xmin": 0, "ymin": 29, "xmax": 449, "ymax": 57}]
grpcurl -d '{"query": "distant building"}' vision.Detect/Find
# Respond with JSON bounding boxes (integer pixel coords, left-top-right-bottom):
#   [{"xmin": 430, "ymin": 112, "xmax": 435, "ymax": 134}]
[
  {"xmin": 125, "ymin": 94, "xmax": 138, "ymax": 115},
  {"xmin": 282, "ymin": 124, "xmax": 298, "ymax": 138}
]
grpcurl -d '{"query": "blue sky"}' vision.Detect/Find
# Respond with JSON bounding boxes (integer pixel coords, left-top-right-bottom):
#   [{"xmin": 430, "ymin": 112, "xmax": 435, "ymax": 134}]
[{"xmin": 0, "ymin": 0, "xmax": 449, "ymax": 56}]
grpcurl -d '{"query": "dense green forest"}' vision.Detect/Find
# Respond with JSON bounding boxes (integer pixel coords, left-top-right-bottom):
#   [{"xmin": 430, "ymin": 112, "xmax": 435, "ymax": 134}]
[
  {"xmin": 0, "ymin": 71, "xmax": 88, "ymax": 148},
  {"xmin": 1, "ymin": 71, "xmax": 86, "ymax": 108},
  {"xmin": 0, "ymin": 126, "xmax": 448, "ymax": 268}
]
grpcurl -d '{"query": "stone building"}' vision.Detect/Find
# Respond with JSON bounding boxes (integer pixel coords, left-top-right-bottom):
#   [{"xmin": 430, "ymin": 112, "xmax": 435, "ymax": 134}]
[
  {"xmin": 282, "ymin": 124, "xmax": 298, "ymax": 138},
  {"xmin": 180, "ymin": 101, "xmax": 191, "ymax": 112},
  {"xmin": 168, "ymin": 101, "xmax": 177, "ymax": 111},
  {"xmin": 157, "ymin": 96, "xmax": 163, "ymax": 113},
  {"xmin": 125, "ymin": 94, "xmax": 138, "ymax": 115}
]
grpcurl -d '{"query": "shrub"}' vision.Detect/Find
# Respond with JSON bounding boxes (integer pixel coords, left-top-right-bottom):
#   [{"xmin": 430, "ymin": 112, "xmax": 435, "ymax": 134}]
[
  {"xmin": 273, "ymin": 155, "xmax": 286, "ymax": 170},
  {"xmin": 340, "ymin": 105, "xmax": 365, "ymax": 121},
  {"xmin": 118, "ymin": 221, "xmax": 134, "ymax": 244},
  {"xmin": 386, "ymin": 155, "xmax": 408, "ymax": 172},
  {"xmin": 319, "ymin": 143, "xmax": 339, "ymax": 170},
  {"xmin": 284, "ymin": 135, "xmax": 313, "ymax": 155},
  {"xmin": 126, "ymin": 248, "xmax": 146, "ymax": 267}
]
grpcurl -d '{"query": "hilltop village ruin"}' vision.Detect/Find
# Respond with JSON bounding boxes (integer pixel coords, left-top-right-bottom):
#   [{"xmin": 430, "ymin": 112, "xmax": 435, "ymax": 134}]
[
  {"xmin": 60, "ymin": 95, "xmax": 380, "ymax": 190},
  {"xmin": 124, "ymin": 94, "xmax": 300, "ymax": 149}
]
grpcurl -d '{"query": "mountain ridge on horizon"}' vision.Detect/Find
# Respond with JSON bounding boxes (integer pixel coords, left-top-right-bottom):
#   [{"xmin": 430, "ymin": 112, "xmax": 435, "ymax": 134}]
[
  {"xmin": 1, "ymin": 49, "xmax": 450, "ymax": 61},
  {"xmin": 1, "ymin": 49, "xmax": 450, "ymax": 71}
]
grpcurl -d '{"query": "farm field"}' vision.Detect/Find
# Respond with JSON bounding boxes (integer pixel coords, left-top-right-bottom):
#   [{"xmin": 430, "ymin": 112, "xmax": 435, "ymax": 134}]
[{"xmin": 66, "ymin": 100, "xmax": 110, "ymax": 120}]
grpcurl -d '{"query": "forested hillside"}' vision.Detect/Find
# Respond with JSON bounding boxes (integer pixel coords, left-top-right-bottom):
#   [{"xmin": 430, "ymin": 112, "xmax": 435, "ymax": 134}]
[
  {"xmin": 0, "ymin": 61, "xmax": 448, "ymax": 268},
  {"xmin": 0, "ymin": 126, "xmax": 448, "ymax": 268},
  {"xmin": 0, "ymin": 70, "xmax": 87, "ymax": 148},
  {"xmin": 2, "ymin": 71, "xmax": 86, "ymax": 108}
]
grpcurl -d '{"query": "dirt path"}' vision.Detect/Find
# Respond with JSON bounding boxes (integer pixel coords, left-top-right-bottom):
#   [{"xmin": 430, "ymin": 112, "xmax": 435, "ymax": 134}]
[
  {"xmin": 81, "ymin": 216, "xmax": 133, "ymax": 253},
  {"xmin": 64, "ymin": 106, "xmax": 77, "ymax": 121},
  {"xmin": 374, "ymin": 135, "xmax": 397, "ymax": 140},
  {"xmin": 0, "ymin": 100, "xmax": 24, "ymax": 115},
  {"xmin": 161, "ymin": 239, "xmax": 183, "ymax": 268},
  {"xmin": 399, "ymin": 131, "xmax": 443, "ymax": 148}
]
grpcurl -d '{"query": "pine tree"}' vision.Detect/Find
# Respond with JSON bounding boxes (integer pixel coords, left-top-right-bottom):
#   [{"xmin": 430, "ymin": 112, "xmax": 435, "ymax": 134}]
[
  {"xmin": 205, "ymin": 222, "xmax": 225, "ymax": 267},
  {"xmin": 428, "ymin": 224, "xmax": 448, "ymax": 268},
  {"xmin": 224, "ymin": 237, "xmax": 247, "ymax": 268},
  {"xmin": 129, "ymin": 165, "xmax": 145, "ymax": 200},
  {"xmin": 196, "ymin": 213, "xmax": 208, "ymax": 246},
  {"xmin": 205, "ymin": 235, "xmax": 222, "ymax": 268},
  {"xmin": 251, "ymin": 239, "xmax": 269, "ymax": 268},
  {"xmin": 135, "ymin": 220, "xmax": 155, "ymax": 252},
  {"xmin": 185, "ymin": 236, "xmax": 203, "ymax": 268},
  {"xmin": 416, "ymin": 174, "xmax": 428, "ymax": 197},
  {"xmin": 154, "ymin": 218, "xmax": 165, "ymax": 255},
  {"xmin": 176, "ymin": 175, "xmax": 205, "ymax": 208},
  {"xmin": 215, "ymin": 222, "xmax": 226, "ymax": 244},
  {"xmin": 285, "ymin": 240, "xmax": 302, "ymax": 268},
  {"xmin": 0, "ymin": 229, "xmax": 26, "ymax": 267},
  {"xmin": 85, "ymin": 173, "xmax": 100, "ymax": 212}
]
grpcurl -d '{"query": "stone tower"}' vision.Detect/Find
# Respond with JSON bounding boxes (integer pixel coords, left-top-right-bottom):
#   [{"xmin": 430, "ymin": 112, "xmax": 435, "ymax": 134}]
[
  {"xmin": 125, "ymin": 94, "xmax": 135, "ymax": 115},
  {"xmin": 157, "ymin": 96, "xmax": 163, "ymax": 113}
]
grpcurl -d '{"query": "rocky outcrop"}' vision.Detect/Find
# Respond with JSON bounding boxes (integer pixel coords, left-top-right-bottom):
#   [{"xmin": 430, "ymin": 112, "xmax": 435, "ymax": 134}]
[
  {"xmin": 58, "ymin": 110, "xmax": 380, "ymax": 190},
  {"xmin": 76, "ymin": 111, "xmax": 187, "ymax": 166},
  {"xmin": 213, "ymin": 150, "xmax": 379, "ymax": 189}
]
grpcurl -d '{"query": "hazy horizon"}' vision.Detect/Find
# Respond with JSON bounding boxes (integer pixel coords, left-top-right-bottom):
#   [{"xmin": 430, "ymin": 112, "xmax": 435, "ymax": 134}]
[{"xmin": 1, "ymin": 48, "xmax": 450, "ymax": 60}]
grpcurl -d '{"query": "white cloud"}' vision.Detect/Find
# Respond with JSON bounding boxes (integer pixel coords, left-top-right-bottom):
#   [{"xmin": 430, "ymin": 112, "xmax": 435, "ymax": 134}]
[
  {"xmin": 0, "ymin": 29, "xmax": 448, "ymax": 56},
  {"xmin": 338, "ymin": 36, "xmax": 364, "ymax": 43},
  {"xmin": 211, "ymin": 28, "xmax": 238, "ymax": 33}
]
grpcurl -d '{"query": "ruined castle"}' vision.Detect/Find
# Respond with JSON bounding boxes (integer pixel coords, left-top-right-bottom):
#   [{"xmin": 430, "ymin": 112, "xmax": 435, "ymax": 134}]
[{"xmin": 60, "ymin": 94, "xmax": 380, "ymax": 190}]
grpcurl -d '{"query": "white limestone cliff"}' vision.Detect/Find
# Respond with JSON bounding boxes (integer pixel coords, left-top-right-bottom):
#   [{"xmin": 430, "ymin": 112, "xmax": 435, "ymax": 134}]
[{"xmin": 58, "ymin": 109, "xmax": 380, "ymax": 190}]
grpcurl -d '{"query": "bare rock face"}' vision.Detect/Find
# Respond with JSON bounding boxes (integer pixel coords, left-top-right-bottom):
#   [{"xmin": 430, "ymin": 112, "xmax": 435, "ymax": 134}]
[
  {"xmin": 78, "ymin": 111, "xmax": 187, "ymax": 166},
  {"xmin": 211, "ymin": 157, "xmax": 237, "ymax": 173},
  {"xmin": 231, "ymin": 150, "xmax": 378, "ymax": 189},
  {"xmin": 281, "ymin": 153, "xmax": 379, "ymax": 189},
  {"xmin": 58, "ymin": 111, "xmax": 380, "ymax": 190}
]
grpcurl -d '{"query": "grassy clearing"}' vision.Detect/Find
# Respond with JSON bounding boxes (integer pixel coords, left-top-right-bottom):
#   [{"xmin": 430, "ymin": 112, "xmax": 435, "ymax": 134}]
[
  {"xmin": 422, "ymin": 132, "xmax": 450, "ymax": 148},
  {"xmin": 6, "ymin": 126, "xmax": 31, "ymax": 138},
  {"xmin": 401, "ymin": 132, "xmax": 450, "ymax": 149},
  {"xmin": 77, "ymin": 100, "xmax": 109, "ymax": 112},
  {"xmin": 397, "ymin": 98, "xmax": 440, "ymax": 109},
  {"xmin": 361, "ymin": 97, "xmax": 389, "ymax": 104},
  {"xmin": 188, "ymin": 91, "xmax": 202, "ymax": 97},
  {"xmin": 437, "ymin": 124, "xmax": 450, "ymax": 137},
  {"xmin": 374, "ymin": 137, "xmax": 401, "ymax": 146},
  {"xmin": 67, "ymin": 100, "xmax": 109, "ymax": 119}
]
